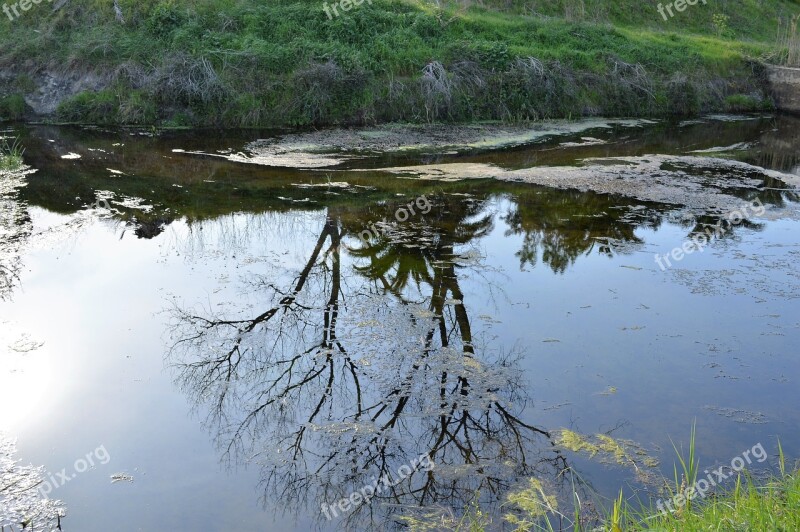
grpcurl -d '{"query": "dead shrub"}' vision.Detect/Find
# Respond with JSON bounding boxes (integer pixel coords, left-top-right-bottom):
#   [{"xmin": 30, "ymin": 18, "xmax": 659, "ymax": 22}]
[
  {"xmin": 597, "ymin": 57, "xmax": 656, "ymax": 115},
  {"xmin": 496, "ymin": 57, "xmax": 579, "ymax": 120},
  {"xmin": 147, "ymin": 53, "xmax": 227, "ymax": 105},
  {"xmin": 666, "ymin": 73, "xmax": 700, "ymax": 116},
  {"xmin": 420, "ymin": 61, "xmax": 453, "ymax": 122},
  {"xmin": 287, "ymin": 61, "xmax": 369, "ymax": 125}
]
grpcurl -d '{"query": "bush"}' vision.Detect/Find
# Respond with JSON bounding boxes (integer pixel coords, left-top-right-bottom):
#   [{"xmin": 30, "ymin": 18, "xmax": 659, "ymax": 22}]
[
  {"xmin": 146, "ymin": 1, "xmax": 187, "ymax": 38},
  {"xmin": 724, "ymin": 94, "xmax": 770, "ymax": 112},
  {"xmin": 0, "ymin": 94, "xmax": 26, "ymax": 121},
  {"xmin": 285, "ymin": 61, "xmax": 371, "ymax": 125},
  {"xmin": 57, "ymin": 90, "xmax": 119, "ymax": 124},
  {"xmin": 496, "ymin": 58, "xmax": 579, "ymax": 120},
  {"xmin": 666, "ymin": 75, "xmax": 701, "ymax": 116},
  {"xmin": 0, "ymin": 136, "xmax": 24, "ymax": 170},
  {"xmin": 446, "ymin": 41, "xmax": 513, "ymax": 71},
  {"xmin": 118, "ymin": 90, "xmax": 158, "ymax": 124}
]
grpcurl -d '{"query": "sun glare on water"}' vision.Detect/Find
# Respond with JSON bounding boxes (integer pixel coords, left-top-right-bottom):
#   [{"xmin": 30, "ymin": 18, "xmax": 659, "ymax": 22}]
[{"xmin": 0, "ymin": 329, "xmax": 55, "ymax": 432}]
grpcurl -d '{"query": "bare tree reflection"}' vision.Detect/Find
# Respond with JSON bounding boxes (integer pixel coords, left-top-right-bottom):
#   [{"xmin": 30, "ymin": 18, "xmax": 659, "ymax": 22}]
[{"xmin": 168, "ymin": 196, "xmax": 575, "ymax": 529}]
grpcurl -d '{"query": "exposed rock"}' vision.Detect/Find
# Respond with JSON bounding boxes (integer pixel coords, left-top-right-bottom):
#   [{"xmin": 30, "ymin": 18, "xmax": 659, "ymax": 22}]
[
  {"xmin": 24, "ymin": 69, "xmax": 111, "ymax": 115},
  {"xmin": 766, "ymin": 64, "xmax": 800, "ymax": 114}
]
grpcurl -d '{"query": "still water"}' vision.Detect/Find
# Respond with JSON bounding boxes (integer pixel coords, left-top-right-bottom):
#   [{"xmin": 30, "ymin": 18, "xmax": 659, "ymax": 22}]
[{"xmin": 1, "ymin": 115, "xmax": 799, "ymax": 530}]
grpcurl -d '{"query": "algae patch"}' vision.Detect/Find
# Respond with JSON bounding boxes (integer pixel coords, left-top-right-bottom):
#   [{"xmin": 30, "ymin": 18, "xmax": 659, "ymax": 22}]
[
  {"xmin": 505, "ymin": 477, "xmax": 559, "ymax": 528},
  {"xmin": 192, "ymin": 119, "xmax": 656, "ymax": 169},
  {"xmin": 373, "ymin": 155, "xmax": 800, "ymax": 214},
  {"xmin": 554, "ymin": 429, "xmax": 660, "ymax": 482}
]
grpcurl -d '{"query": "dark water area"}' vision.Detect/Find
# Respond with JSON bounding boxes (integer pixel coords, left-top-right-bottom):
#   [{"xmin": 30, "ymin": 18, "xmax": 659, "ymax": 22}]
[{"xmin": 1, "ymin": 114, "xmax": 799, "ymax": 531}]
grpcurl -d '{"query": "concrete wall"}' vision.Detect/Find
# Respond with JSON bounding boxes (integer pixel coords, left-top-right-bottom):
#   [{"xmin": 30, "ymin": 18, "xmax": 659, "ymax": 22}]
[{"xmin": 766, "ymin": 65, "xmax": 800, "ymax": 114}]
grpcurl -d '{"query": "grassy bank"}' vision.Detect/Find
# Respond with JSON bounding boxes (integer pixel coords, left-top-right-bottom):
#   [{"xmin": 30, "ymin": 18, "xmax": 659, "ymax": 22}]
[
  {"xmin": 414, "ymin": 467, "xmax": 800, "ymax": 531},
  {"xmin": 439, "ymin": 431, "xmax": 799, "ymax": 531},
  {"xmin": 608, "ymin": 471, "xmax": 800, "ymax": 531},
  {"xmin": 400, "ymin": 469, "xmax": 800, "ymax": 531},
  {"xmin": 0, "ymin": 0, "xmax": 798, "ymax": 127}
]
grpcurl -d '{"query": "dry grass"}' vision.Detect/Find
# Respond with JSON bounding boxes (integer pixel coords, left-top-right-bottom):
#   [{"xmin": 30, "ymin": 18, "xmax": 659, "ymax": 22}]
[{"xmin": 777, "ymin": 15, "xmax": 800, "ymax": 67}]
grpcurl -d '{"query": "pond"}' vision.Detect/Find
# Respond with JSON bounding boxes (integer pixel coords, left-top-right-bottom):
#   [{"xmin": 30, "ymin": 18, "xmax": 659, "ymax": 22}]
[{"xmin": 1, "ymin": 114, "xmax": 799, "ymax": 531}]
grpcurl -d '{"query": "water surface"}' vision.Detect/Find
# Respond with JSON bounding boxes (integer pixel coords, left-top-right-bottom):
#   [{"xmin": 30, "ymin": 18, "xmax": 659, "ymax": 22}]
[{"xmin": 1, "ymin": 115, "xmax": 799, "ymax": 531}]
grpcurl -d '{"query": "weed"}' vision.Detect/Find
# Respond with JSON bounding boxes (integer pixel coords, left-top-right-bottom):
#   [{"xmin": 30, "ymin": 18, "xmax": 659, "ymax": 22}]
[{"xmin": 0, "ymin": 136, "xmax": 24, "ymax": 170}]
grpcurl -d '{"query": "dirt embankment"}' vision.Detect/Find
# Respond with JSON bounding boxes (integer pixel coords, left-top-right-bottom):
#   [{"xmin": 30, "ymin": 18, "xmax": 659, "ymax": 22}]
[{"xmin": 1, "ymin": 68, "xmax": 111, "ymax": 117}]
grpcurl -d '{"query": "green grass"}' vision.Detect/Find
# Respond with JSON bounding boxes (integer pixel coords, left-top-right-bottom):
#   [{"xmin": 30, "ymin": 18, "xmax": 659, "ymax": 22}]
[
  {"xmin": 0, "ymin": 136, "xmax": 24, "ymax": 170},
  {"xmin": 0, "ymin": 0, "xmax": 798, "ymax": 126},
  {"xmin": 401, "ymin": 427, "xmax": 798, "ymax": 531},
  {"xmin": 605, "ymin": 472, "xmax": 800, "ymax": 531},
  {"xmin": 401, "ymin": 469, "xmax": 800, "ymax": 531},
  {"xmin": 601, "ymin": 438, "xmax": 800, "ymax": 531}
]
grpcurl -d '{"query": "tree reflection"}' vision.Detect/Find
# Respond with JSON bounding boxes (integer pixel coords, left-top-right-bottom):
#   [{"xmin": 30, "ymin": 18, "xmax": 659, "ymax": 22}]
[
  {"xmin": 168, "ymin": 194, "xmax": 581, "ymax": 528},
  {"xmin": 502, "ymin": 187, "xmax": 652, "ymax": 274},
  {"xmin": 168, "ymin": 188, "xmax": 777, "ymax": 528}
]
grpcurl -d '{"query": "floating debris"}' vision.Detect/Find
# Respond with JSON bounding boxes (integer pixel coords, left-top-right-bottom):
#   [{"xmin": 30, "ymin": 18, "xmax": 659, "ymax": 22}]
[
  {"xmin": 704, "ymin": 406, "xmax": 769, "ymax": 424},
  {"xmin": 372, "ymin": 155, "xmax": 800, "ymax": 213},
  {"xmin": 560, "ymin": 136, "xmax": 607, "ymax": 147},
  {"xmin": 505, "ymin": 478, "xmax": 558, "ymax": 523},
  {"xmin": 596, "ymin": 386, "xmax": 618, "ymax": 396},
  {"xmin": 291, "ymin": 181, "xmax": 351, "ymax": 189},
  {"xmin": 7, "ymin": 334, "xmax": 44, "ymax": 353}
]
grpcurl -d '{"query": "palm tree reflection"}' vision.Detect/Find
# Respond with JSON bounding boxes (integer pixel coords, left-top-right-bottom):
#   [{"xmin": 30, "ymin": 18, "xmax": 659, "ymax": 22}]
[{"xmin": 502, "ymin": 187, "xmax": 652, "ymax": 274}]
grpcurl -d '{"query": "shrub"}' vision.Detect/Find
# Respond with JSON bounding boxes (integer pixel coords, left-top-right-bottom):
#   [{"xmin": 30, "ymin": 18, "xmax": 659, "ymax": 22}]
[
  {"xmin": 146, "ymin": 1, "xmax": 187, "ymax": 38},
  {"xmin": 118, "ymin": 90, "xmax": 158, "ymax": 124},
  {"xmin": 57, "ymin": 90, "xmax": 119, "ymax": 124},
  {"xmin": 666, "ymin": 75, "xmax": 701, "ymax": 116},
  {"xmin": 285, "ymin": 61, "xmax": 370, "ymax": 125},
  {"xmin": 724, "ymin": 94, "xmax": 770, "ymax": 112},
  {"xmin": 0, "ymin": 94, "xmax": 26, "ymax": 121}
]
